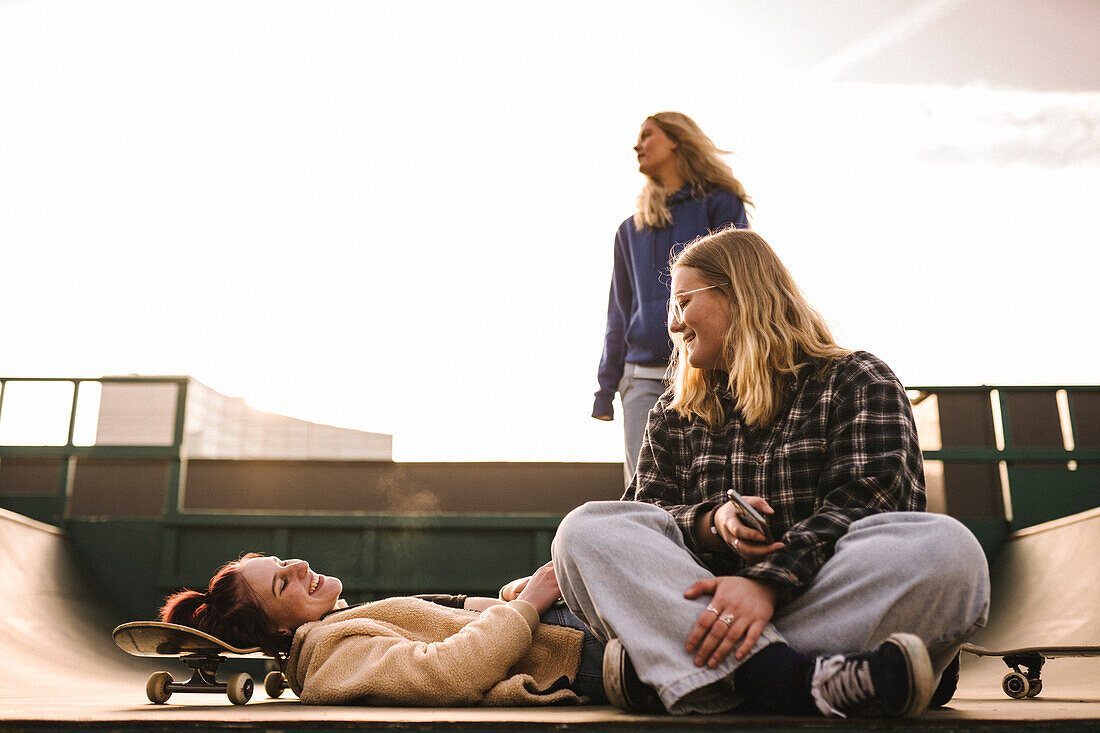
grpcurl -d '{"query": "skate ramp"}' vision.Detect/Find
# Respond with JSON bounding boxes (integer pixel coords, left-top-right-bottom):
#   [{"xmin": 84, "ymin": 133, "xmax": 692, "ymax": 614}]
[
  {"xmin": 0, "ymin": 508, "xmax": 157, "ymax": 697},
  {"xmin": 0, "ymin": 504, "xmax": 1097, "ymax": 728},
  {"xmin": 959, "ymin": 507, "xmax": 1100, "ymax": 698}
]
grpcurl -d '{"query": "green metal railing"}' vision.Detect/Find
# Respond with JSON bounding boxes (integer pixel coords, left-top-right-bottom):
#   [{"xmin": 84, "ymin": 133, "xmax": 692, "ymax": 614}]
[
  {"xmin": 3, "ymin": 378, "xmax": 1097, "ymax": 526},
  {"xmin": 910, "ymin": 385, "xmax": 1099, "ymax": 533},
  {"xmin": 912, "ymin": 384, "xmax": 1100, "ymax": 464},
  {"xmin": 0, "ymin": 376, "xmax": 190, "ymax": 523}
]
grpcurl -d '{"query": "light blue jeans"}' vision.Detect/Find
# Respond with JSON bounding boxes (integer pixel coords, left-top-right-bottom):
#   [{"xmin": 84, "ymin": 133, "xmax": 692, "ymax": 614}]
[
  {"xmin": 552, "ymin": 501, "xmax": 990, "ymax": 714},
  {"xmin": 619, "ymin": 367, "xmax": 666, "ymax": 485}
]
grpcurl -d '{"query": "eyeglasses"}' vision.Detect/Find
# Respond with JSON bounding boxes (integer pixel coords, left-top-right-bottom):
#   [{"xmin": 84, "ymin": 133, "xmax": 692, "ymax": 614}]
[{"xmin": 669, "ymin": 283, "xmax": 728, "ymax": 323}]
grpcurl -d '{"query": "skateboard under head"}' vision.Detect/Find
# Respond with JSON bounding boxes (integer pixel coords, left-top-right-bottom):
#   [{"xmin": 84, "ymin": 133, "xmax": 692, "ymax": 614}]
[
  {"xmin": 113, "ymin": 621, "xmax": 286, "ymax": 705},
  {"xmin": 114, "ymin": 621, "xmax": 266, "ymax": 658}
]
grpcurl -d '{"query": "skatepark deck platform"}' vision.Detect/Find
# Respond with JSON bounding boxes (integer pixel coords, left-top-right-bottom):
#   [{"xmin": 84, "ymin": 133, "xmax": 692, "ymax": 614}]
[{"xmin": 2, "ymin": 506, "xmax": 1098, "ymax": 733}]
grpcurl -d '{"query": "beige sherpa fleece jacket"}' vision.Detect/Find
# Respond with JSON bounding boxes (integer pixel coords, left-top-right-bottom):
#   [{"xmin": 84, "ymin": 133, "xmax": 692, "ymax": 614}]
[{"xmin": 284, "ymin": 596, "xmax": 585, "ymax": 706}]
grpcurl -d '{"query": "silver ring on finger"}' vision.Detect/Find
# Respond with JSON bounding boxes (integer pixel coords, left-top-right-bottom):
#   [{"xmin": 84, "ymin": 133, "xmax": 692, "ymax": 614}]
[
  {"xmin": 720, "ymin": 614, "xmax": 735, "ymax": 626},
  {"xmin": 705, "ymin": 605, "xmax": 720, "ymax": 616},
  {"xmin": 732, "ymin": 537, "xmax": 740, "ymax": 551}
]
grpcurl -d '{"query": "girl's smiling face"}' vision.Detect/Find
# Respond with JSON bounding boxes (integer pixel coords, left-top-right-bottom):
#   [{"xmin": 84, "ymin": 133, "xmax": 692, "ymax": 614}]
[
  {"xmin": 238, "ymin": 556, "xmax": 343, "ymax": 632},
  {"xmin": 668, "ymin": 266, "xmax": 733, "ymax": 371}
]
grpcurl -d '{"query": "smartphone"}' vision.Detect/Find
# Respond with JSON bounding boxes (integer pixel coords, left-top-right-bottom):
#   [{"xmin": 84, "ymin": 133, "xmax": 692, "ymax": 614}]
[{"xmin": 726, "ymin": 488, "xmax": 773, "ymax": 543}]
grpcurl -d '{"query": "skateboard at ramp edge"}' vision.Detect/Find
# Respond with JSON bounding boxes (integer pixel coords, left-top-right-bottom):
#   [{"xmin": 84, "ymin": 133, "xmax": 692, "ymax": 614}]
[{"xmin": 959, "ymin": 506, "xmax": 1100, "ymax": 698}]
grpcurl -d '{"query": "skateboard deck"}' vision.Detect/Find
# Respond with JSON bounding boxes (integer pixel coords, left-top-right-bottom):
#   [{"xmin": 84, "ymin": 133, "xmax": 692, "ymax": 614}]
[
  {"xmin": 960, "ymin": 642, "xmax": 1100, "ymax": 699},
  {"xmin": 113, "ymin": 621, "xmax": 289, "ymax": 705}
]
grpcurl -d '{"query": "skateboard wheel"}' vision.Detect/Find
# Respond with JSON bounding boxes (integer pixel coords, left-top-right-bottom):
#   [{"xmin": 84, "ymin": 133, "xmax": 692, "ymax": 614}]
[
  {"xmin": 226, "ymin": 672, "xmax": 254, "ymax": 705},
  {"xmin": 146, "ymin": 671, "xmax": 173, "ymax": 704},
  {"xmin": 1026, "ymin": 679, "xmax": 1042, "ymax": 697},
  {"xmin": 264, "ymin": 670, "xmax": 286, "ymax": 698},
  {"xmin": 1002, "ymin": 671, "xmax": 1029, "ymax": 699}
]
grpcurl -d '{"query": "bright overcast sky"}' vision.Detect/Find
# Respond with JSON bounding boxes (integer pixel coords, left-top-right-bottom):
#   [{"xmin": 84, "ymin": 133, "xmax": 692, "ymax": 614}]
[{"xmin": 2, "ymin": 0, "xmax": 1098, "ymax": 461}]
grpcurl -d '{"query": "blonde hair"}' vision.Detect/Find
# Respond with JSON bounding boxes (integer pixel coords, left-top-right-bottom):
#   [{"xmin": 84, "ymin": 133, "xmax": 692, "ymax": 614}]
[
  {"xmin": 667, "ymin": 228, "xmax": 850, "ymax": 428},
  {"xmin": 634, "ymin": 111, "xmax": 754, "ymax": 230}
]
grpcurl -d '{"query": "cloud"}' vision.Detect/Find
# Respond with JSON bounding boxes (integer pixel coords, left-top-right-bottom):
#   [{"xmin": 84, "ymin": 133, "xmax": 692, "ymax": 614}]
[
  {"xmin": 921, "ymin": 98, "xmax": 1100, "ymax": 166},
  {"xmin": 893, "ymin": 85, "xmax": 1100, "ymax": 167}
]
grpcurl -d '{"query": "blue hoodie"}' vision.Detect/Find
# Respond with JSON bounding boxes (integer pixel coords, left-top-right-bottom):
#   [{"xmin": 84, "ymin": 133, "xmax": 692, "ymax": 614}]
[{"xmin": 593, "ymin": 187, "xmax": 748, "ymax": 418}]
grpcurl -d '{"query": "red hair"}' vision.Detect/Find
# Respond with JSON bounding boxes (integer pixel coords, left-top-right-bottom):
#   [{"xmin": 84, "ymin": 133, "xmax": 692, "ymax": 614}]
[{"xmin": 159, "ymin": 553, "xmax": 293, "ymax": 658}]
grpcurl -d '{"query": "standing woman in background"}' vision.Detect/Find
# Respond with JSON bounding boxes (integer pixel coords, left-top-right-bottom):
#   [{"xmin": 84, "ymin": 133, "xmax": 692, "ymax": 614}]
[{"xmin": 594, "ymin": 112, "xmax": 751, "ymax": 483}]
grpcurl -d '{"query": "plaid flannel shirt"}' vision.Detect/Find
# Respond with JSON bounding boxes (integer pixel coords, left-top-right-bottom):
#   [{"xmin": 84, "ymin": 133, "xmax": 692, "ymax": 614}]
[{"xmin": 623, "ymin": 351, "xmax": 925, "ymax": 604}]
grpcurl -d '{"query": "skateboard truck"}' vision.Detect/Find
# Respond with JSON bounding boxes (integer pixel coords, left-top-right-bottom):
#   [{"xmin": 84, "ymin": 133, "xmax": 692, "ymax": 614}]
[
  {"xmin": 1000, "ymin": 651, "xmax": 1044, "ymax": 699},
  {"xmin": 145, "ymin": 654, "xmax": 287, "ymax": 705},
  {"xmin": 147, "ymin": 653, "xmax": 257, "ymax": 705}
]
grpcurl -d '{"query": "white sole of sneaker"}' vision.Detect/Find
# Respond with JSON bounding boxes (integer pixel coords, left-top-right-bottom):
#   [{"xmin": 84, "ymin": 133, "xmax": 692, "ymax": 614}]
[
  {"xmin": 602, "ymin": 638, "xmax": 631, "ymax": 711},
  {"xmin": 888, "ymin": 632, "xmax": 935, "ymax": 717}
]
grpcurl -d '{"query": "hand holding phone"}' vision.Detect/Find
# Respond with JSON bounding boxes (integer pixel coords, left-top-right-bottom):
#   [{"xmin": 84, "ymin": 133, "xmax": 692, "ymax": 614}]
[{"xmin": 725, "ymin": 488, "xmax": 773, "ymax": 543}]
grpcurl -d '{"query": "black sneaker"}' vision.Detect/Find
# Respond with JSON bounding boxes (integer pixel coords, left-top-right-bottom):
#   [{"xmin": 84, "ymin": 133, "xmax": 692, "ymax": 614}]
[
  {"xmin": 602, "ymin": 638, "xmax": 663, "ymax": 713},
  {"xmin": 810, "ymin": 633, "xmax": 933, "ymax": 718},
  {"xmin": 929, "ymin": 652, "xmax": 960, "ymax": 708}
]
